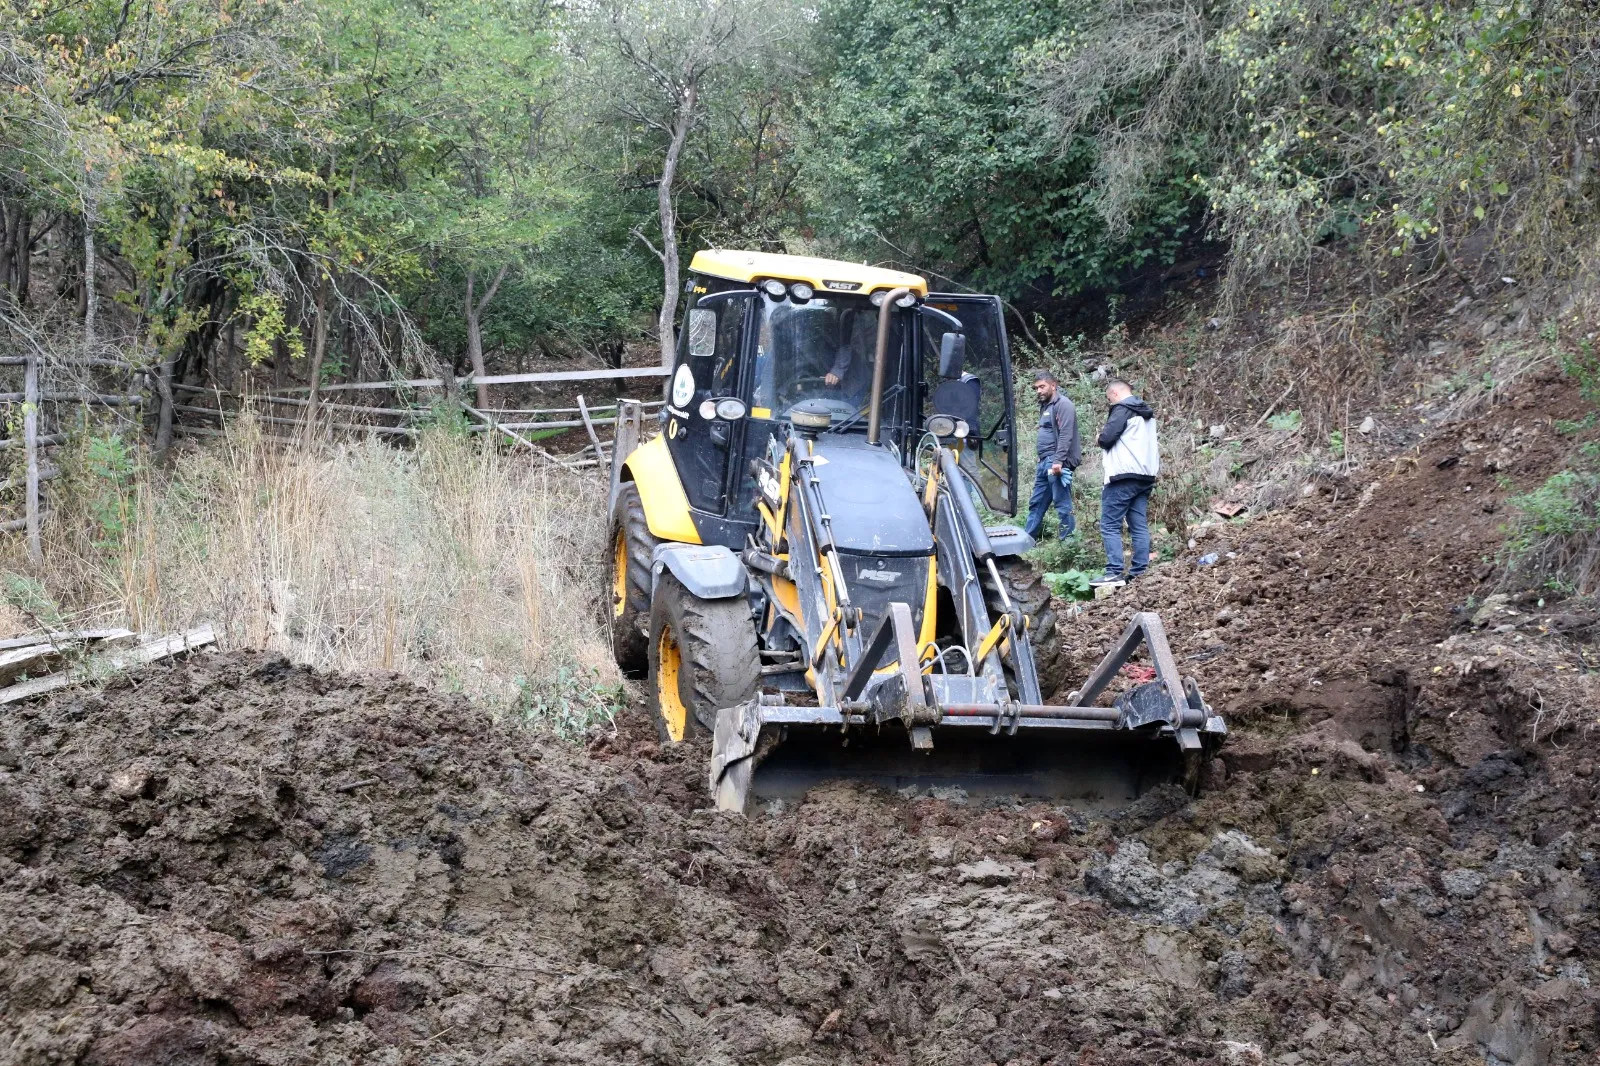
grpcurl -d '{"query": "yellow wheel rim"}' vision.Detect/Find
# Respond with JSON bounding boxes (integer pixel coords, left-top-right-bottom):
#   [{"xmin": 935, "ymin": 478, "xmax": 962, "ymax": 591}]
[
  {"xmin": 611, "ymin": 525, "xmax": 628, "ymax": 619},
  {"xmin": 655, "ymin": 622, "xmax": 688, "ymax": 742}
]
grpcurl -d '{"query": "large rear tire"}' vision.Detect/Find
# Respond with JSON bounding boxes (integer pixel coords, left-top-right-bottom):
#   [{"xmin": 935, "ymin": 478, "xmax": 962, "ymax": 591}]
[
  {"xmin": 608, "ymin": 482, "xmax": 656, "ymax": 679},
  {"xmin": 982, "ymin": 556, "xmax": 1067, "ymax": 698},
  {"xmin": 647, "ymin": 573, "xmax": 760, "ymax": 744}
]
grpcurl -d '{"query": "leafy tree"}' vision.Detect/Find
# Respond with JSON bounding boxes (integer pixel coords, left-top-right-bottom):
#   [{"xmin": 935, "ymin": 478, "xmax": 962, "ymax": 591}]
[
  {"xmin": 1033, "ymin": 0, "xmax": 1600, "ymax": 296},
  {"xmin": 563, "ymin": 0, "xmax": 803, "ymax": 367},
  {"xmin": 799, "ymin": 0, "xmax": 1195, "ymax": 303}
]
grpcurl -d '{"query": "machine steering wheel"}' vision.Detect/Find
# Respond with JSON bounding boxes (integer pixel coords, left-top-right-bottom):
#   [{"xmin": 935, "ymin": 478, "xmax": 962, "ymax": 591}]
[{"xmin": 785, "ymin": 386, "xmax": 858, "ymax": 423}]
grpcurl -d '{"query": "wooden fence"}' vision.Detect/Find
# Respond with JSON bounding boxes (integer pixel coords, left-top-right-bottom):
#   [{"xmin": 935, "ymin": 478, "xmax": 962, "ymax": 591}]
[
  {"xmin": 0, "ymin": 350, "xmax": 144, "ymax": 560},
  {"xmin": 2, "ymin": 361, "xmax": 667, "ymax": 556}
]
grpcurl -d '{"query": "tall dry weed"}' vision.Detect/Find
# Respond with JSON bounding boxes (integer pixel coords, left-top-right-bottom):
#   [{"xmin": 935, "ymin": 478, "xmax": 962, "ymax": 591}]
[{"xmin": 22, "ymin": 413, "xmax": 620, "ymax": 734}]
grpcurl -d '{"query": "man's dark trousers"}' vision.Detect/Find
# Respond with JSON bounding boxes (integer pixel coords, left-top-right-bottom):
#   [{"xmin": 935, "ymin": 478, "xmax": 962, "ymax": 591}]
[
  {"xmin": 1024, "ymin": 460, "xmax": 1075, "ymax": 541},
  {"xmin": 1100, "ymin": 478, "xmax": 1153, "ymax": 578}
]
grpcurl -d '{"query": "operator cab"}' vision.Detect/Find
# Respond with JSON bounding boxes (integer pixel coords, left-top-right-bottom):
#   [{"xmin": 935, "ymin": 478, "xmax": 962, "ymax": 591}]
[{"xmin": 661, "ymin": 250, "xmax": 1019, "ymax": 548}]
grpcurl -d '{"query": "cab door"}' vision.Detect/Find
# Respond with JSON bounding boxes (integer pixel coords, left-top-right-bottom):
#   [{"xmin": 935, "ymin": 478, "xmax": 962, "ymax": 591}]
[
  {"xmin": 921, "ymin": 294, "xmax": 1018, "ymax": 514},
  {"xmin": 666, "ymin": 294, "xmax": 750, "ymax": 516}
]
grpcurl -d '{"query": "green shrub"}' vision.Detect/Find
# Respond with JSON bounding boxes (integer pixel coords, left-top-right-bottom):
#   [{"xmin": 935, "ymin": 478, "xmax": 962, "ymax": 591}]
[
  {"xmin": 1559, "ymin": 338, "xmax": 1600, "ymax": 405},
  {"xmin": 1028, "ymin": 533, "xmax": 1102, "ymax": 574},
  {"xmin": 1554, "ymin": 413, "xmax": 1596, "ymax": 436},
  {"xmin": 1042, "ymin": 569, "xmax": 1094, "ymax": 600},
  {"xmin": 511, "ymin": 663, "xmax": 624, "ymax": 740},
  {"xmin": 1, "ymin": 571, "xmax": 63, "ymax": 626},
  {"xmin": 1503, "ymin": 467, "xmax": 1600, "ymax": 592},
  {"xmin": 1266, "ymin": 410, "xmax": 1303, "ymax": 433}
]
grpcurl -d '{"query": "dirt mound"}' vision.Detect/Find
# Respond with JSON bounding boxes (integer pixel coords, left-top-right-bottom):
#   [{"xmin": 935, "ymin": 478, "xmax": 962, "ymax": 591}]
[
  {"xmin": 1056, "ymin": 374, "xmax": 1600, "ymax": 1063},
  {"xmin": 4, "ymin": 376, "xmax": 1598, "ymax": 1065},
  {"xmin": 1, "ymin": 653, "xmax": 1283, "ymax": 1065}
]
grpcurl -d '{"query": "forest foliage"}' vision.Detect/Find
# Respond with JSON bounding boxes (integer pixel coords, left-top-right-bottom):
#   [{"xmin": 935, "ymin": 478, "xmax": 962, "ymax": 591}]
[{"xmin": 0, "ymin": 0, "xmax": 1595, "ymax": 386}]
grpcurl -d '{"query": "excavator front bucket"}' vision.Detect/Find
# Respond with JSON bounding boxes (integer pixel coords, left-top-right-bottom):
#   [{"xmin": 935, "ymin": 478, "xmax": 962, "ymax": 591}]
[{"xmin": 710, "ymin": 610, "xmax": 1227, "ymax": 813}]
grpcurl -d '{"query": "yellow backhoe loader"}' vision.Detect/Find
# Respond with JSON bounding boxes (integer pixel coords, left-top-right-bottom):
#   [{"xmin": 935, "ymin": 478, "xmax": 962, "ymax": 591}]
[{"xmin": 606, "ymin": 251, "xmax": 1224, "ymax": 812}]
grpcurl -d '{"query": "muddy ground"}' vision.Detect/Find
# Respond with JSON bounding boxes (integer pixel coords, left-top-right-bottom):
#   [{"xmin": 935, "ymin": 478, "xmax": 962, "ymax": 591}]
[{"xmin": 4, "ymin": 371, "xmax": 1599, "ymax": 1065}]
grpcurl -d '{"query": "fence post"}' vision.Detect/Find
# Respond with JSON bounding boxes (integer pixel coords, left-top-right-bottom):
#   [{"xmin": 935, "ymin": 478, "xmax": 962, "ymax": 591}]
[
  {"xmin": 609, "ymin": 400, "xmax": 643, "ymax": 513},
  {"xmin": 576, "ymin": 394, "xmax": 607, "ymax": 465},
  {"xmin": 24, "ymin": 350, "xmax": 40, "ymax": 562}
]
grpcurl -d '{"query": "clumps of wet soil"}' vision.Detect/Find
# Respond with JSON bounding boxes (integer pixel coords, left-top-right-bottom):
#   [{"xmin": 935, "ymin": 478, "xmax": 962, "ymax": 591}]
[
  {"xmin": 5, "ymin": 644, "xmax": 1596, "ymax": 1065},
  {"xmin": 2, "ymin": 652, "xmax": 1286, "ymax": 1066}
]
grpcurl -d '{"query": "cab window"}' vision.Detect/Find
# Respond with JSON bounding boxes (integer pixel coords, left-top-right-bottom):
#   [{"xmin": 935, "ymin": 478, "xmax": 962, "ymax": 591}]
[{"xmin": 750, "ymin": 294, "xmax": 904, "ymax": 428}]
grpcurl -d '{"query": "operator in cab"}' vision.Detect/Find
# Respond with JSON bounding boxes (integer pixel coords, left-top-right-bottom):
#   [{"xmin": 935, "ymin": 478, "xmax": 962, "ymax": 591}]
[{"xmin": 821, "ymin": 306, "xmax": 874, "ymax": 407}]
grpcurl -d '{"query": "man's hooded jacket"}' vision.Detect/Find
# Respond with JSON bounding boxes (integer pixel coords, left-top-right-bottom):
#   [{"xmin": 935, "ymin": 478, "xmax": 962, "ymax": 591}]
[{"xmin": 1097, "ymin": 397, "xmax": 1159, "ymax": 485}]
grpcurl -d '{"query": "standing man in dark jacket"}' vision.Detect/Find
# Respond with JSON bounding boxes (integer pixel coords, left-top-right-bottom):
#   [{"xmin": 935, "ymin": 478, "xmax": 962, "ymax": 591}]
[
  {"xmin": 1092, "ymin": 379, "xmax": 1160, "ymax": 584},
  {"xmin": 1024, "ymin": 371, "xmax": 1081, "ymax": 542}
]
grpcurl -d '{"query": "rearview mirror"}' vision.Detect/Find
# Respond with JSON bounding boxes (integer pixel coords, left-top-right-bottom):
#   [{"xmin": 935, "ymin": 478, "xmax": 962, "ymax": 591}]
[{"xmin": 939, "ymin": 333, "xmax": 967, "ymax": 379}]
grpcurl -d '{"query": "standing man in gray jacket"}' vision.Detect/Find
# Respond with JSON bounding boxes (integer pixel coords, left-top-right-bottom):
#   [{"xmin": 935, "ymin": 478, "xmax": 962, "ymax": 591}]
[
  {"xmin": 1024, "ymin": 370, "xmax": 1081, "ymax": 542},
  {"xmin": 1092, "ymin": 379, "xmax": 1160, "ymax": 584}
]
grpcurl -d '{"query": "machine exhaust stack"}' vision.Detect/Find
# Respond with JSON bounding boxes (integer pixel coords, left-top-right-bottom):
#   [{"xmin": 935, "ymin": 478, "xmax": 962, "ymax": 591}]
[{"xmin": 866, "ymin": 286, "xmax": 911, "ymax": 445}]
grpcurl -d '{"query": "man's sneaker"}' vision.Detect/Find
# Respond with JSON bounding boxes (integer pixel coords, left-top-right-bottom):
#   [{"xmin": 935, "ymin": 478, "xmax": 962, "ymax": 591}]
[{"xmin": 1088, "ymin": 573, "xmax": 1124, "ymax": 587}]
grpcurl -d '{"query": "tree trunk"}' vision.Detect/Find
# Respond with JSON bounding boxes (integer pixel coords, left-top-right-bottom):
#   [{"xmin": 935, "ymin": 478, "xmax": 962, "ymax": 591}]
[
  {"xmin": 0, "ymin": 201, "xmax": 11, "ymax": 297},
  {"xmin": 346, "ymin": 321, "xmax": 359, "ymax": 385},
  {"xmin": 24, "ymin": 350, "xmax": 40, "ymax": 563},
  {"xmin": 154, "ymin": 351, "xmax": 176, "ymax": 458},
  {"xmin": 306, "ymin": 153, "xmax": 335, "ymax": 431},
  {"xmin": 13, "ymin": 211, "xmax": 29, "ymax": 307},
  {"xmin": 464, "ymin": 263, "xmax": 510, "ymax": 410},
  {"xmin": 654, "ymin": 83, "xmax": 697, "ymax": 370},
  {"xmin": 82, "ymin": 219, "xmax": 97, "ymax": 354},
  {"xmin": 305, "ymin": 273, "xmax": 331, "ymax": 433},
  {"xmin": 149, "ymin": 205, "xmax": 191, "ymax": 462},
  {"xmin": 2, "ymin": 206, "xmax": 22, "ymax": 301}
]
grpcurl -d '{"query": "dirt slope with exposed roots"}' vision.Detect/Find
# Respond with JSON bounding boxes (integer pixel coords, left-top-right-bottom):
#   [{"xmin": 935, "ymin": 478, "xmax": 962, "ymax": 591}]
[{"xmin": 3, "ymin": 371, "xmax": 1598, "ymax": 1066}]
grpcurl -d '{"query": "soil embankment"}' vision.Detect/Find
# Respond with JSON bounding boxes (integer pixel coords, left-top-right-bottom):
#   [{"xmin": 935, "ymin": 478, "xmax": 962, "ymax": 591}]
[{"xmin": 3, "ymin": 374, "xmax": 1597, "ymax": 1065}]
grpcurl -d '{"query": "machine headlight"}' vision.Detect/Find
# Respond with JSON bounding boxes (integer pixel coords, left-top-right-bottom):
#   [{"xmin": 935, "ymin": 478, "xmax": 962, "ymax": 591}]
[
  {"xmin": 869, "ymin": 289, "xmax": 918, "ymax": 308},
  {"xmin": 714, "ymin": 398, "xmax": 748, "ymax": 420},
  {"xmin": 698, "ymin": 399, "xmax": 717, "ymax": 420},
  {"xmin": 788, "ymin": 281, "xmax": 814, "ymax": 302},
  {"xmin": 761, "ymin": 278, "xmax": 788, "ymax": 298},
  {"xmin": 926, "ymin": 415, "xmax": 969, "ymax": 439}
]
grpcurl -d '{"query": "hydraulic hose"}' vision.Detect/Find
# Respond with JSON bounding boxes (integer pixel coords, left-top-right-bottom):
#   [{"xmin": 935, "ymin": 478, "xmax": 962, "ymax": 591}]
[{"xmin": 938, "ymin": 447, "xmax": 993, "ymax": 562}]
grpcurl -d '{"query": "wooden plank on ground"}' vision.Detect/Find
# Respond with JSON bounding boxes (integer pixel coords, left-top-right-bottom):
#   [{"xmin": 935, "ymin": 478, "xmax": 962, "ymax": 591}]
[
  {"xmin": 0, "ymin": 623, "xmax": 217, "ymax": 705},
  {"xmin": 0, "ymin": 643, "xmax": 66, "ymax": 684},
  {"xmin": 0, "ymin": 629, "xmax": 135, "ymax": 651}
]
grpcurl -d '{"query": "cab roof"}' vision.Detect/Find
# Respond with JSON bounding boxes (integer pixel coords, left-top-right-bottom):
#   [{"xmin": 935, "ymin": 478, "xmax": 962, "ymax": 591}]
[{"xmin": 690, "ymin": 250, "xmax": 928, "ymax": 298}]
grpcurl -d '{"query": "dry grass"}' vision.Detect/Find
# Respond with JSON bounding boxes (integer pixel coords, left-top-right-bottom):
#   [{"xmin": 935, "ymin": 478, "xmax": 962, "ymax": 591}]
[{"xmin": 16, "ymin": 413, "xmax": 621, "ymax": 735}]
